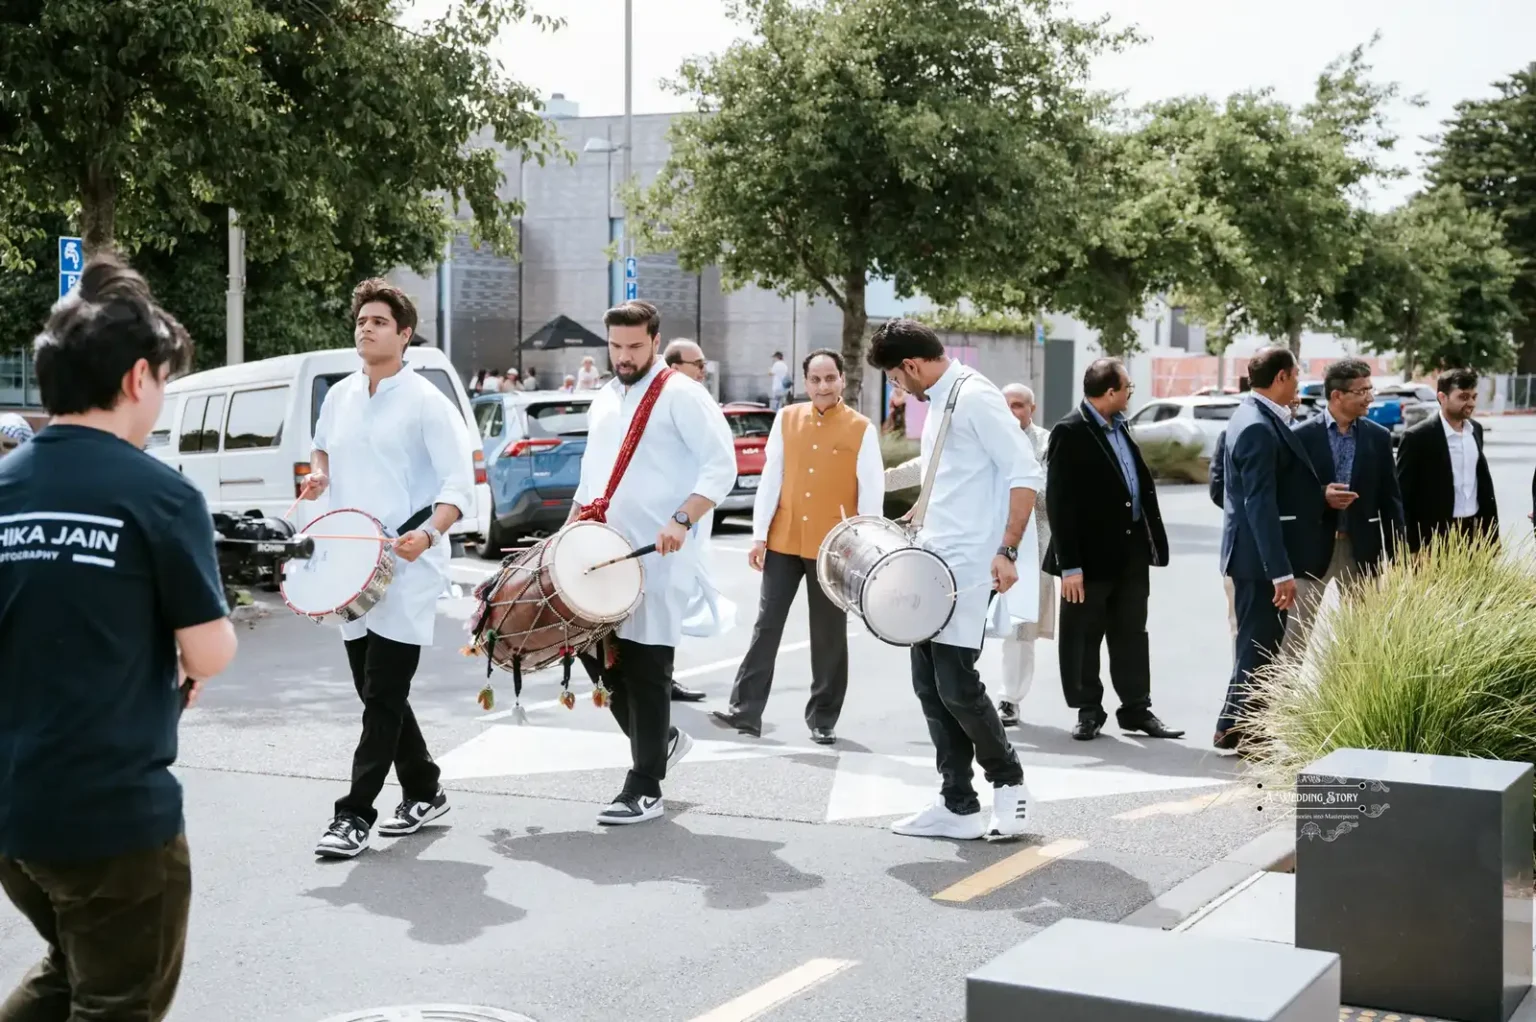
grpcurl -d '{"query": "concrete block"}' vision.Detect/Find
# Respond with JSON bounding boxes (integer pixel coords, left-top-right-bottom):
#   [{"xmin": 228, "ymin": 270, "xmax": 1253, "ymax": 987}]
[
  {"xmin": 1294, "ymin": 748, "xmax": 1534, "ymax": 1022},
  {"xmin": 966, "ymin": 918, "xmax": 1340, "ymax": 1022}
]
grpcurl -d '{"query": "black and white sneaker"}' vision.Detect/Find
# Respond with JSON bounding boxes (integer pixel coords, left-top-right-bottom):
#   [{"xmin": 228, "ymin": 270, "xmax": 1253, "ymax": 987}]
[
  {"xmin": 377, "ymin": 789, "xmax": 450, "ymax": 837},
  {"xmin": 998, "ymin": 701, "xmax": 1019, "ymax": 727},
  {"xmin": 666, "ymin": 728, "xmax": 694, "ymax": 772},
  {"xmin": 315, "ymin": 813, "xmax": 370, "ymax": 859},
  {"xmin": 597, "ymin": 792, "xmax": 664, "ymax": 826}
]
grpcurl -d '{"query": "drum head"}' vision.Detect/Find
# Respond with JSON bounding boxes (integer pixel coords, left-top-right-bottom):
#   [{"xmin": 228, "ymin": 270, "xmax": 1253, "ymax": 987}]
[
  {"xmin": 547, "ymin": 520, "xmax": 642, "ymax": 623},
  {"xmin": 282, "ymin": 509, "xmax": 385, "ymax": 616},
  {"xmin": 859, "ymin": 547, "xmax": 956, "ymax": 646}
]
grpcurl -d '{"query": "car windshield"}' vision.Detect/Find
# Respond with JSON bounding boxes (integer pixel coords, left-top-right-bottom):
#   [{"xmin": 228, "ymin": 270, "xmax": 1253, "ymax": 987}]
[
  {"xmin": 525, "ymin": 400, "xmax": 590, "ymax": 438},
  {"xmin": 1192, "ymin": 403, "xmax": 1238, "ymax": 421},
  {"xmin": 728, "ymin": 412, "xmax": 774, "ymax": 438}
]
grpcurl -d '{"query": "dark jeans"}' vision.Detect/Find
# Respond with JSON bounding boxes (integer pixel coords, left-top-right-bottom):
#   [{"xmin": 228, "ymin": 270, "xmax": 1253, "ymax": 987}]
[
  {"xmin": 1216, "ymin": 577, "xmax": 1288, "ymax": 734},
  {"xmin": 336, "ymin": 631, "xmax": 441, "ymax": 827},
  {"xmin": 911, "ymin": 640, "xmax": 1024, "ymax": 816},
  {"xmin": 579, "ymin": 639, "xmax": 674, "ymax": 798},
  {"xmin": 1057, "ymin": 530, "xmax": 1153, "ymax": 723},
  {"xmin": 727, "ymin": 551, "xmax": 849, "ymax": 729},
  {"xmin": 0, "ymin": 835, "xmax": 191, "ymax": 1022}
]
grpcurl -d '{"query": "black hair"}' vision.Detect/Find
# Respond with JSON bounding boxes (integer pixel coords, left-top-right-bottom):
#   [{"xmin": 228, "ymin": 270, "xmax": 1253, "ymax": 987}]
[
  {"xmin": 604, "ymin": 300, "xmax": 661, "ymax": 338},
  {"xmin": 1437, "ymin": 368, "xmax": 1478, "ymax": 395},
  {"xmin": 33, "ymin": 250, "xmax": 193, "ymax": 416},
  {"xmin": 1082, "ymin": 358, "xmax": 1126, "ymax": 398},
  {"xmin": 802, "ymin": 348, "xmax": 843, "ymax": 376},
  {"xmin": 1323, "ymin": 358, "xmax": 1372, "ymax": 399},
  {"xmin": 866, "ymin": 319, "xmax": 944, "ymax": 369},
  {"xmin": 1247, "ymin": 346, "xmax": 1297, "ymax": 390},
  {"xmin": 351, "ymin": 278, "xmax": 419, "ymax": 336}
]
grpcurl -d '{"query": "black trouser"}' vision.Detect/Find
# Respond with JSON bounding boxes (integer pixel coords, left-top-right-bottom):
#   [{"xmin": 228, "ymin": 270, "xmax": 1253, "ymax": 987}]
[
  {"xmin": 336, "ymin": 631, "xmax": 441, "ymax": 827},
  {"xmin": 727, "ymin": 550, "xmax": 849, "ymax": 730},
  {"xmin": 1216, "ymin": 577, "xmax": 1288, "ymax": 734},
  {"xmin": 0, "ymin": 836, "xmax": 191, "ymax": 1022},
  {"xmin": 1056, "ymin": 530, "xmax": 1153, "ymax": 723},
  {"xmin": 579, "ymin": 639, "xmax": 674, "ymax": 799},
  {"xmin": 911, "ymin": 640, "xmax": 1024, "ymax": 816}
]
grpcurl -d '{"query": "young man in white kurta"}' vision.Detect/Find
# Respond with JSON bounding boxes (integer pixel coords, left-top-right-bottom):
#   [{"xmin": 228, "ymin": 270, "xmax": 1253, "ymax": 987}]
[
  {"xmin": 305, "ymin": 281, "xmax": 475, "ymax": 859},
  {"xmin": 572, "ymin": 303, "xmax": 736, "ymax": 825},
  {"xmin": 867, "ymin": 320, "xmax": 1043, "ymax": 842}
]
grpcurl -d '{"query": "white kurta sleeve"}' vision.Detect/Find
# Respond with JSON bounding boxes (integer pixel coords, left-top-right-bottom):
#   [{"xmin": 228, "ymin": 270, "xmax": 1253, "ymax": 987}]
[
  {"xmin": 884, "ymin": 456, "xmax": 921, "ymax": 491},
  {"xmin": 855, "ymin": 422, "xmax": 886, "ymax": 518},
  {"xmin": 420, "ymin": 390, "xmax": 476, "ymax": 518},
  {"xmin": 671, "ymin": 383, "xmax": 738, "ymax": 506},
  {"xmin": 573, "ymin": 392, "xmax": 609, "ymax": 507},
  {"xmin": 751, "ymin": 412, "xmax": 786, "ymax": 542},
  {"xmin": 312, "ymin": 381, "xmax": 340, "ymax": 454},
  {"xmin": 973, "ymin": 389, "xmax": 1044, "ymax": 492}
]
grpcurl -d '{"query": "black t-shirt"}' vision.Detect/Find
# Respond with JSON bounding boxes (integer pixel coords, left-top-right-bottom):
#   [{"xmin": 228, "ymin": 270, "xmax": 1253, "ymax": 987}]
[{"xmin": 0, "ymin": 424, "xmax": 227, "ymax": 861}]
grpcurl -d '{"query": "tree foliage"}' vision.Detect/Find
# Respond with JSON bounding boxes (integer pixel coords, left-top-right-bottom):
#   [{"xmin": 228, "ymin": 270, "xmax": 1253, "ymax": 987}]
[
  {"xmin": 625, "ymin": 0, "xmax": 1130, "ymax": 403},
  {"xmin": 1428, "ymin": 63, "xmax": 1536, "ymax": 371}
]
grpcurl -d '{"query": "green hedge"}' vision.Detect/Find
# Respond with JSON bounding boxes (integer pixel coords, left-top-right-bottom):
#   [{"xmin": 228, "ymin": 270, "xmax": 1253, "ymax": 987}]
[{"xmin": 1139, "ymin": 438, "xmax": 1208, "ymax": 484}]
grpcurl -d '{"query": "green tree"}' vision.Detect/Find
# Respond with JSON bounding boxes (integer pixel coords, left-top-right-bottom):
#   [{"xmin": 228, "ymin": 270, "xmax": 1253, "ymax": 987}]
[
  {"xmin": 1334, "ymin": 187, "xmax": 1520, "ymax": 377},
  {"xmin": 1427, "ymin": 63, "xmax": 1536, "ymax": 370},
  {"xmin": 624, "ymin": 0, "xmax": 1130, "ymax": 403}
]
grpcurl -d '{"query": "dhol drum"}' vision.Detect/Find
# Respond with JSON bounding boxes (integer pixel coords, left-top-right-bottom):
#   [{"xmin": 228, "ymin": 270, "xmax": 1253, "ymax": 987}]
[
  {"xmin": 817, "ymin": 515, "xmax": 957, "ymax": 646},
  {"xmin": 468, "ymin": 519, "xmax": 644, "ymax": 674},
  {"xmin": 280, "ymin": 508, "xmax": 395, "ymax": 621}
]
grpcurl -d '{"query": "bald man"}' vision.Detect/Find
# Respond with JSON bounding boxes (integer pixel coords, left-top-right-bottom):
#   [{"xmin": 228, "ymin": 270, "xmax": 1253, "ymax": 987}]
[
  {"xmin": 664, "ymin": 339, "xmax": 707, "ymax": 383},
  {"xmin": 995, "ymin": 384, "xmax": 1054, "ymax": 727}
]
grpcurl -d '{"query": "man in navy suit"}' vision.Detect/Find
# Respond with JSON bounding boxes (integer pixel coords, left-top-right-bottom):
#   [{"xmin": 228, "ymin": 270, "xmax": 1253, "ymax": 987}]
[
  {"xmin": 1284, "ymin": 358, "xmax": 1404, "ymax": 655},
  {"xmin": 1215, "ymin": 347, "xmax": 1325, "ymax": 751}
]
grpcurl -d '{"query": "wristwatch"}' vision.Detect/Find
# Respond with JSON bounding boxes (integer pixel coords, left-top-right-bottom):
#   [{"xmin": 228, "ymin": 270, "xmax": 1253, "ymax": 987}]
[
  {"xmin": 997, "ymin": 545, "xmax": 1018, "ymax": 562},
  {"xmin": 422, "ymin": 525, "xmax": 443, "ymax": 547},
  {"xmin": 672, "ymin": 511, "xmax": 692, "ymax": 528}
]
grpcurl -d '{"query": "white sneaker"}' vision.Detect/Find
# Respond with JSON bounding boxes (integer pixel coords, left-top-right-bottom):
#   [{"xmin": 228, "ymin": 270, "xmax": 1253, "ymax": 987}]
[
  {"xmin": 666, "ymin": 728, "xmax": 693, "ymax": 772},
  {"xmin": 986, "ymin": 783, "xmax": 1031, "ymax": 841},
  {"xmin": 598, "ymin": 793, "xmax": 664, "ymax": 825},
  {"xmin": 891, "ymin": 801, "xmax": 988, "ymax": 840}
]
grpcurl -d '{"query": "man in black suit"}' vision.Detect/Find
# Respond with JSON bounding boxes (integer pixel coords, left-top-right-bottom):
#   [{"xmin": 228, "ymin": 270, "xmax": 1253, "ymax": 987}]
[
  {"xmin": 1043, "ymin": 358, "xmax": 1183, "ymax": 742},
  {"xmin": 1285, "ymin": 358, "xmax": 1405, "ymax": 652},
  {"xmin": 1395, "ymin": 368, "xmax": 1497, "ymax": 553},
  {"xmin": 1215, "ymin": 347, "xmax": 1326, "ymax": 751}
]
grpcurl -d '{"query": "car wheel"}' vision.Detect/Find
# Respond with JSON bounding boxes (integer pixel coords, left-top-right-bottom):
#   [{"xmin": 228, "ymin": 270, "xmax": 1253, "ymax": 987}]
[{"xmin": 480, "ymin": 512, "xmax": 506, "ymax": 560}]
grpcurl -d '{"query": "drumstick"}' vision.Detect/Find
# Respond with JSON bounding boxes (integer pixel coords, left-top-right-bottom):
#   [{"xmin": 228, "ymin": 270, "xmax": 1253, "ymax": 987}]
[
  {"xmin": 584, "ymin": 544, "xmax": 657, "ymax": 574},
  {"xmin": 282, "ymin": 495, "xmax": 304, "ymax": 521}
]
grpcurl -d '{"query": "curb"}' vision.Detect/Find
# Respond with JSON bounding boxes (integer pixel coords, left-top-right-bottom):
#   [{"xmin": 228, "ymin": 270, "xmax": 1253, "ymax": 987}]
[{"xmin": 1118, "ymin": 824, "xmax": 1295, "ymax": 931}]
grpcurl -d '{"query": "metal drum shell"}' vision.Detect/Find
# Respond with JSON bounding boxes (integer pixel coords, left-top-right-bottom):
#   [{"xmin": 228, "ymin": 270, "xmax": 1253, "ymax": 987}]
[
  {"xmin": 817, "ymin": 514, "xmax": 956, "ymax": 647},
  {"xmin": 335, "ymin": 545, "xmax": 397, "ymax": 622},
  {"xmin": 857, "ymin": 546, "xmax": 957, "ymax": 646}
]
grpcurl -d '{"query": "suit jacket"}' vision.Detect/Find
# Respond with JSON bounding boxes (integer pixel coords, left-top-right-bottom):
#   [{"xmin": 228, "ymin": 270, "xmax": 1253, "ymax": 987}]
[
  {"xmin": 1395, "ymin": 414, "xmax": 1497, "ymax": 553},
  {"xmin": 1209, "ymin": 430, "xmax": 1227, "ymax": 509},
  {"xmin": 1220, "ymin": 395, "xmax": 1328, "ymax": 581},
  {"xmin": 1042, "ymin": 402, "xmax": 1169, "ymax": 579},
  {"xmin": 1292, "ymin": 414, "xmax": 1405, "ymax": 573}
]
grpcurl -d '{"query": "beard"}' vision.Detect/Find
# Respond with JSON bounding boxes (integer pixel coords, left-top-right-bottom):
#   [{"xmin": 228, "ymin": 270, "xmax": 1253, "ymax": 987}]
[{"xmin": 616, "ymin": 352, "xmax": 655, "ymax": 385}]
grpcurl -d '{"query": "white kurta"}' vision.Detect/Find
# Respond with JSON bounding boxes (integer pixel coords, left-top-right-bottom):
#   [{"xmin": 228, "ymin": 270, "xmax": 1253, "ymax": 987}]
[
  {"xmin": 913, "ymin": 362, "xmax": 1044, "ymax": 651},
  {"xmin": 681, "ymin": 509, "xmax": 738, "ymax": 638},
  {"xmin": 574, "ymin": 360, "xmax": 737, "ymax": 647},
  {"xmin": 311, "ymin": 364, "xmax": 476, "ymax": 647},
  {"xmin": 750, "ymin": 404, "xmax": 886, "ymax": 541}
]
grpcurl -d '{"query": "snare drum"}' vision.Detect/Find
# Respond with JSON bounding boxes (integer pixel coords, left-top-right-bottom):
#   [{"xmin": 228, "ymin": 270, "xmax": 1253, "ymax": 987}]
[
  {"xmin": 469, "ymin": 519, "xmax": 644, "ymax": 673},
  {"xmin": 280, "ymin": 508, "xmax": 395, "ymax": 621},
  {"xmin": 817, "ymin": 515, "xmax": 956, "ymax": 646}
]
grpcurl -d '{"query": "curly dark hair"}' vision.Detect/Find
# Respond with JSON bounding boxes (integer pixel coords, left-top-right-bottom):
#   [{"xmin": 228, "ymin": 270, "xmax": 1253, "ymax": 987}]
[{"xmin": 350, "ymin": 278, "xmax": 418, "ymax": 336}]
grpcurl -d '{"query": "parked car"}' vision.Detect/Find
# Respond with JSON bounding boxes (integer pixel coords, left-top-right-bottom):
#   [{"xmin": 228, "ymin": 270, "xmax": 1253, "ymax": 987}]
[
  {"xmin": 149, "ymin": 346, "xmax": 491, "ymax": 547},
  {"xmin": 718, "ymin": 402, "xmax": 775, "ymax": 517},
  {"xmin": 1126, "ymin": 396, "xmax": 1241, "ymax": 459},
  {"xmin": 472, "ymin": 391, "xmax": 594, "ymax": 556},
  {"xmin": 1367, "ymin": 382, "xmax": 1436, "ymax": 440}
]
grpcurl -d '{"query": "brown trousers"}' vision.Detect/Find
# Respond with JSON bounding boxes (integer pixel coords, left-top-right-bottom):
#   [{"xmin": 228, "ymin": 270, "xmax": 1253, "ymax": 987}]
[{"xmin": 0, "ymin": 835, "xmax": 191, "ymax": 1022}]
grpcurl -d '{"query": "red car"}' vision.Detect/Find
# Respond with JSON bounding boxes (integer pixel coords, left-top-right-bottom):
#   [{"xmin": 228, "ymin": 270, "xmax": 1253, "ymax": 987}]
[{"xmin": 717, "ymin": 402, "xmax": 776, "ymax": 515}]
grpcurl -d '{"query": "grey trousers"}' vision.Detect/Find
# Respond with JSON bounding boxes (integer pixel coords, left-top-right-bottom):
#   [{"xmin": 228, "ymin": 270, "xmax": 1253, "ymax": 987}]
[
  {"xmin": 1281, "ymin": 536, "xmax": 1357, "ymax": 660},
  {"xmin": 726, "ymin": 550, "xmax": 849, "ymax": 730}
]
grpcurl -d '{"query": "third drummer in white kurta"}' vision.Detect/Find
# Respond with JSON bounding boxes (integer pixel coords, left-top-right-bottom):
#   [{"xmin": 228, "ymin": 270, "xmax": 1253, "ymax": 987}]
[
  {"xmin": 865, "ymin": 319, "xmax": 1043, "ymax": 842},
  {"xmin": 569, "ymin": 301, "xmax": 736, "ymax": 825}
]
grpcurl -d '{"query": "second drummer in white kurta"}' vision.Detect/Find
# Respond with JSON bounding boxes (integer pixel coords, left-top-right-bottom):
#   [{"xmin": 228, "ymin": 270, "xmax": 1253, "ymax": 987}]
[
  {"xmin": 303, "ymin": 279, "xmax": 475, "ymax": 860},
  {"xmin": 570, "ymin": 301, "xmax": 736, "ymax": 825},
  {"xmin": 866, "ymin": 319, "xmax": 1043, "ymax": 842}
]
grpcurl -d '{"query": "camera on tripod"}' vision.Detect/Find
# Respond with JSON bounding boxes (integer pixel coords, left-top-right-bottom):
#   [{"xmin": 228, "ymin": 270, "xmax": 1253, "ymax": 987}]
[{"xmin": 211, "ymin": 511, "xmax": 316, "ymax": 593}]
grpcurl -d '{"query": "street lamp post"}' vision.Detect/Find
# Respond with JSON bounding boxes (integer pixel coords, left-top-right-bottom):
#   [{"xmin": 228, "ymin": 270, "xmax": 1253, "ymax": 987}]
[
  {"xmin": 623, "ymin": 0, "xmax": 632, "ymax": 264},
  {"xmin": 226, "ymin": 207, "xmax": 245, "ymax": 366}
]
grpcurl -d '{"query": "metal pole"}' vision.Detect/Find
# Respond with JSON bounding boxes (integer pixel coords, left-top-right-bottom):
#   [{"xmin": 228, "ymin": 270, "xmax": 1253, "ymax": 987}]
[
  {"xmin": 438, "ymin": 236, "xmax": 453, "ymax": 361},
  {"xmin": 622, "ymin": 0, "xmax": 633, "ymax": 263},
  {"xmin": 226, "ymin": 207, "xmax": 245, "ymax": 366}
]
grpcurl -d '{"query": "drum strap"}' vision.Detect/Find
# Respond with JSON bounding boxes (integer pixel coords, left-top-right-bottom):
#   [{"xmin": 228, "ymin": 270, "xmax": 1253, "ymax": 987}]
[
  {"xmin": 575, "ymin": 367, "xmax": 677, "ymax": 525},
  {"xmin": 907, "ymin": 371, "xmax": 970, "ymax": 532}
]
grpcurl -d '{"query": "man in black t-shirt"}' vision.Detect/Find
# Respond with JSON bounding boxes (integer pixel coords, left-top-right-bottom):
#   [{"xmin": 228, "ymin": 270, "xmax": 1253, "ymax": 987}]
[{"xmin": 0, "ymin": 252, "xmax": 237, "ymax": 1022}]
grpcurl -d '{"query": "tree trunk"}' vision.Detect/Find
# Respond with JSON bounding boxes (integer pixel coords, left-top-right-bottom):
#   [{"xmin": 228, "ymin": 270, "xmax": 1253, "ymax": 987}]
[
  {"xmin": 1287, "ymin": 321, "xmax": 1303, "ymax": 358},
  {"xmin": 1402, "ymin": 324, "xmax": 1417, "ymax": 383},
  {"xmin": 78, "ymin": 166, "xmax": 118, "ymax": 257},
  {"xmin": 838, "ymin": 269, "xmax": 869, "ymax": 410}
]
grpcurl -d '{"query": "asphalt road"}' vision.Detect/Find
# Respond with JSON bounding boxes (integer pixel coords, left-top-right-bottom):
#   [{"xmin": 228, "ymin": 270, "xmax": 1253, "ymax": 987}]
[{"xmin": 4, "ymin": 413, "xmax": 1533, "ymax": 1022}]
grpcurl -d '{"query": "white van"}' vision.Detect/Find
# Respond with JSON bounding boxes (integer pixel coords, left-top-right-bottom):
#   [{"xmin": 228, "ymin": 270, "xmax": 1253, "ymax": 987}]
[{"xmin": 148, "ymin": 346, "xmax": 492, "ymax": 545}]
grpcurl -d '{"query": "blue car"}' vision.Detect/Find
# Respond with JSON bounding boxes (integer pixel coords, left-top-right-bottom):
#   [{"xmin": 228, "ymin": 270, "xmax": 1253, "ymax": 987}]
[{"xmin": 472, "ymin": 391, "xmax": 593, "ymax": 556}]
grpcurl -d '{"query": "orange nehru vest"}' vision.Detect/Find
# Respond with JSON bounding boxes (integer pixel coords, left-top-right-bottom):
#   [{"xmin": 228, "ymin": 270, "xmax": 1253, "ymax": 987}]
[{"xmin": 766, "ymin": 401, "xmax": 871, "ymax": 560}]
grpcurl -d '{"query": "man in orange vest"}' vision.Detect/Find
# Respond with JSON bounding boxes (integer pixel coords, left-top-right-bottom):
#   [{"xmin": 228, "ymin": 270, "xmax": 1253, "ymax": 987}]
[{"xmin": 711, "ymin": 349, "xmax": 885, "ymax": 744}]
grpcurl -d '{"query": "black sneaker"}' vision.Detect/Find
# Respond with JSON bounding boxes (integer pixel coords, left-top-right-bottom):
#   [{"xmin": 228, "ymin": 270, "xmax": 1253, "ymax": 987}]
[
  {"xmin": 998, "ymin": 701, "xmax": 1019, "ymax": 727},
  {"xmin": 597, "ymin": 792, "xmax": 664, "ymax": 826},
  {"xmin": 377, "ymin": 789, "xmax": 450, "ymax": 837},
  {"xmin": 315, "ymin": 813, "xmax": 370, "ymax": 859}
]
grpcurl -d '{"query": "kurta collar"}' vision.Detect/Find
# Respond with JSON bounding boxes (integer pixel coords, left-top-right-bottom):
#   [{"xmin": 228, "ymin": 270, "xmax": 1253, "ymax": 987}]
[
  {"xmin": 811, "ymin": 400, "xmax": 847, "ymax": 419},
  {"xmin": 365, "ymin": 361, "xmax": 415, "ymax": 396},
  {"xmin": 926, "ymin": 359, "xmax": 965, "ymax": 402},
  {"xmin": 615, "ymin": 356, "xmax": 666, "ymax": 396}
]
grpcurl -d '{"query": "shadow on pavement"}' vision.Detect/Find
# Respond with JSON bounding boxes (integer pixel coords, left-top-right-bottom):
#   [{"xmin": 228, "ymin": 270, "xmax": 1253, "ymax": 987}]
[
  {"xmin": 485, "ymin": 819, "xmax": 825, "ymax": 911},
  {"xmin": 887, "ymin": 843, "xmax": 1154, "ymax": 924}
]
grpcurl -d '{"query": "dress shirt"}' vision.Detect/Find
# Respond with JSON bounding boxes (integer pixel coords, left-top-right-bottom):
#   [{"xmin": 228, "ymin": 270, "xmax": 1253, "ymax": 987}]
[
  {"xmin": 912, "ymin": 361, "xmax": 1044, "ymax": 650},
  {"xmin": 1083, "ymin": 401, "xmax": 1141, "ymax": 522},
  {"xmin": 310, "ymin": 364, "xmax": 475, "ymax": 647},
  {"xmin": 1322, "ymin": 408, "xmax": 1357, "ymax": 536},
  {"xmin": 751, "ymin": 404, "xmax": 885, "ymax": 541},
  {"xmin": 1442, "ymin": 413, "xmax": 1480, "ymax": 518},
  {"xmin": 574, "ymin": 359, "xmax": 737, "ymax": 647}
]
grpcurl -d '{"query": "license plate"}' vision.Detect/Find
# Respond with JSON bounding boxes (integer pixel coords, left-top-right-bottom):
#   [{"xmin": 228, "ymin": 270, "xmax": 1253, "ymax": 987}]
[{"xmin": 737, "ymin": 474, "xmax": 759, "ymax": 490}]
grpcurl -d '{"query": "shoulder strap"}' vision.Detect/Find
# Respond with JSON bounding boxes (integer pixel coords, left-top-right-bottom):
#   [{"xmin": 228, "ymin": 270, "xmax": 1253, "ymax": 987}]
[
  {"xmin": 907, "ymin": 371, "xmax": 969, "ymax": 531},
  {"xmin": 576, "ymin": 368, "xmax": 676, "ymax": 523}
]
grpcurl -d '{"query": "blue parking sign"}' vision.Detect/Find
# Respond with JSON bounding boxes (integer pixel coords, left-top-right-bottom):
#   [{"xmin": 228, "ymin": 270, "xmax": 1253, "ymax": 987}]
[
  {"xmin": 625, "ymin": 280, "xmax": 638, "ymax": 301},
  {"xmin": 58, "ymin": 236, "xmax": 84, "ymax": 298},
  {"xmin": 59, "ymin": 272, "xmax": 82, "ymax": 298},
  {"xmin": 624, "ymin": 256, "xmax": 637, "ymax": 279}
]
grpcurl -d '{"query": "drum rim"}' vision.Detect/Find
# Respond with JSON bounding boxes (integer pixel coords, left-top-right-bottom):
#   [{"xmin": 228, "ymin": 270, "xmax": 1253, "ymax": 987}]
[
  {"xmin": 816, "ymin": 514, "xmax": 918, "ymax": 614},
  {"xmin": 546, "ymin": 519, "xmax": 644, "ymax": 624},
  {"xmin": 856, "ymin": 545, "xmax": 957, "ymax": 646},
  {"xmin": 279, "ymin": 507, "xmax": 393, "ymax": 620}
]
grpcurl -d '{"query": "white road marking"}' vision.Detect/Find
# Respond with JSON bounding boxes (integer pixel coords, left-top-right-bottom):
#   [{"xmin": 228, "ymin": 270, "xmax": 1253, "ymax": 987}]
[
  {"xmin": 439, "ymin": 722, "xmax": 799, "ymax": 780},
  {"xmin": 687, "ymin": 958, "xmax": 857, "ymax": 1022}
]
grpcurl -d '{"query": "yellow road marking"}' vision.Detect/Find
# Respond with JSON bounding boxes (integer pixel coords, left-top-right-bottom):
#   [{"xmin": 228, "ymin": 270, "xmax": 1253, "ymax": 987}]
[
  {"xmin": 932, "ymin": 838, "xmax": 1087, "ymax": 903},
  {"xmin": 688, "ymin": 958, "xmax": 856, "ymax": 1022},
  {"xmin": 1113, "ymin": 786, "xmax": 1248, "ymax": 821}
]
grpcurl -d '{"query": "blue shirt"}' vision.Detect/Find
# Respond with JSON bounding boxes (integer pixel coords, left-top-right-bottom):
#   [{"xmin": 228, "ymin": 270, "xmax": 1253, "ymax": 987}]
[
  {"xmin": 1063, "ymin": 401, "xmax": 1142, "ymax": 579},
  {"xmin": 0, "ymin": 426, "xmax": 228, "ymax": 861},
  {"xmin": 1322, "ymin": 409, "xmax": 1357, "ymax": 535}
]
